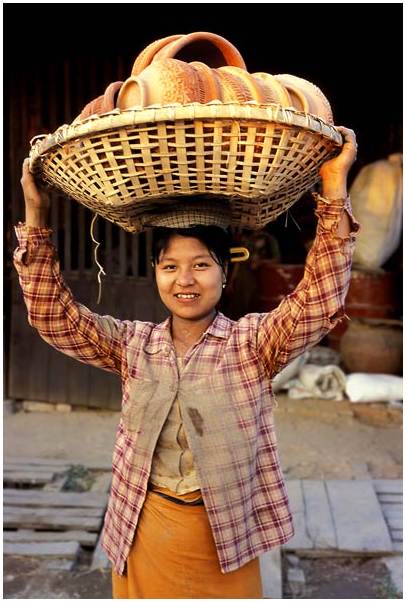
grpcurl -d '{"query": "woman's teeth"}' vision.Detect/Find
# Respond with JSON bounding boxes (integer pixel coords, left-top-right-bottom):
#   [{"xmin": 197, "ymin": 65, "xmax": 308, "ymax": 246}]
[{"xmin": 175, "ymin": 293, "xmax": 199, "ymax": 299}]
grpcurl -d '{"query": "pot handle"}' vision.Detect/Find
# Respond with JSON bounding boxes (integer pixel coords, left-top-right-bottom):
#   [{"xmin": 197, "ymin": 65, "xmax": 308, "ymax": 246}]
[
  {"xmin": 131, "ymin": 34, "xmax": 185, "ymax": 75},
  {"xmin": 150, "ymin": 32, "xmax": 246, "ymax": 70}
]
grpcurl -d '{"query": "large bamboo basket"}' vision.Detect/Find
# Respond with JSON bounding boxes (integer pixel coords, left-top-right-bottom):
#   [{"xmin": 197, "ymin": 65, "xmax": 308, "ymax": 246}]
[{"xmin": 29, "ymin": 101, "xmax": 342, "ymax": 232}]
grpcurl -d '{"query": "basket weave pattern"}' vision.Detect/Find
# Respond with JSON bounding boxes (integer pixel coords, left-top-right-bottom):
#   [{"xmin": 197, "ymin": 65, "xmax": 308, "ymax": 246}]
[{"xmin": 30, "ymin": 103, "xmax": 341, "ymax": 233}]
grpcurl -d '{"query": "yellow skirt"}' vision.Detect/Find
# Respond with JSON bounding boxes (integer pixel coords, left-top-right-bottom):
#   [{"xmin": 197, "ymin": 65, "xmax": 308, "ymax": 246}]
[{"xmin": 112, "ymin": 486, "xmax": 263, "ymax": 599}]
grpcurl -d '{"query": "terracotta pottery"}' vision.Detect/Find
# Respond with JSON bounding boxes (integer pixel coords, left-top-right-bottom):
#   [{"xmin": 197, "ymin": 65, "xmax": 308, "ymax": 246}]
[
  {"xmin": 189, "ymin": 61, "xmax": 223, "ymax": 102},
  {"xmin": 75, "ymin": 32, "xmax": 336, "ymax": 126},
  {"xmin": 339, "ymin": 318, "xmax": 403, "ymax": 375},
  {"xmin": 77, "ymin": 80, "xmax": 123, "ymax": 121},
  {"xmin": 131, "ymin": 34, "xmax": 184, "ymax": 75},
  {"xmin": 219, "ymin": 67, "xmax": 279, "ymax": 104},
  {"xmin": 117, "ymin": 59, "xmax": 202, "ymax": 108},
  {"xmin": 252, "ymin": 72, "xmax": 292, "ymax": 106},
  {"xmin": 153, "ymin": 31, "xmax": 246, "ymax": 69},
  {"xmin": 327, "ymin": 269, "xmax": 402, "ymax": 349},
  {"xmin": 275, "ymin": 74, "xmax": 333, "ymax": 123}
]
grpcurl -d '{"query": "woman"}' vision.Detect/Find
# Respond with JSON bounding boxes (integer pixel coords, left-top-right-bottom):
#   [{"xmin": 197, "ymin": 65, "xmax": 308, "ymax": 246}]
[{"xmin": 15, "ymin": 127, "xmax": 358, "ymax": 598}]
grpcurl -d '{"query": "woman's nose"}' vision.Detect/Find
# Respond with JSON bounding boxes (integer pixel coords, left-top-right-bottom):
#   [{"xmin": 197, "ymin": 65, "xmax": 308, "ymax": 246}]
[{"xmin": 176, "ymin": 269, "xmax": 195, "ymax": 286}]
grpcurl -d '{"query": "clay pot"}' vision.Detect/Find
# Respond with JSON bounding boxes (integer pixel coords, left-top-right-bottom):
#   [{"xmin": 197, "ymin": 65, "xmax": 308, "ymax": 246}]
[
  {"xmin": 152, "ymin": 31, "xmax": 246, "ymax": 69},
  {"xmin": 131, "ymin": 34, "xmax": 184, "ymax": 75},
  {"xmin": 77, "ymin": 32, "xmax": 335, "ymax": 123},
  {"xmin": 117, "ymin": 59, "xmax": 203, "ymax": 108},
  {"xmin": 77, "ymin": 81, "xmax": 123, "ymax": 121},
  {"xmin": 274, "ymin": 74, "xmax": 333, "ymax": 123},
  {"xmin": 339, "ymin": 318, "xmax": 403, "ymax": 375},
  {"xmin": 327, "ymin": 269, "xmax": 402, "ymax": 349}
]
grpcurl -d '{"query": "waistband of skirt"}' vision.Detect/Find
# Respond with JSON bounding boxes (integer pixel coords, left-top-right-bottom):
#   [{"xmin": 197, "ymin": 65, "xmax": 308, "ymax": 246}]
[{"xmin": 147, "ymin": 483, "xmax": 204, "ymax": 506}]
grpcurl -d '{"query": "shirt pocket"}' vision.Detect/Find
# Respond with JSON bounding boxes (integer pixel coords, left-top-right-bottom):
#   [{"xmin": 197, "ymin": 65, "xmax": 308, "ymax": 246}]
[{"xmin": 122, "ymin": 378, "xmax": 158, "ymax": 434}]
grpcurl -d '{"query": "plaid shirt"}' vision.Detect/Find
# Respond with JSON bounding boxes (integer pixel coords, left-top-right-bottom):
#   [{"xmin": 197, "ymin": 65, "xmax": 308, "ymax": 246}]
[{"xmin": 13, "ymin": 197, "xmax": 359, "ymax": 576}]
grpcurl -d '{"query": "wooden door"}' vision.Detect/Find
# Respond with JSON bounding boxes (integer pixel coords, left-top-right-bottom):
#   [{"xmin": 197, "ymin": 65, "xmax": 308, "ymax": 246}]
[{"xmin": 5, "ymin": 55, "xmax": 168, "ymax": 410}]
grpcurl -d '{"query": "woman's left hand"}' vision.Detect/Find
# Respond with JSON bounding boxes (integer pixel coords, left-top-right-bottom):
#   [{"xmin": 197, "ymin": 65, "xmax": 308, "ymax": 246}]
[{"xmin": 319, "ymin": 126, "xmax": 358, "ymax": 184}]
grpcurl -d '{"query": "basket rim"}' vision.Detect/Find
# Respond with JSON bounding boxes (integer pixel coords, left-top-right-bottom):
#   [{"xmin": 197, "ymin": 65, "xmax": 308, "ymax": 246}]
[{"xmin": 29, "ymin": 101, "xmax": 342, "ymax": 171}]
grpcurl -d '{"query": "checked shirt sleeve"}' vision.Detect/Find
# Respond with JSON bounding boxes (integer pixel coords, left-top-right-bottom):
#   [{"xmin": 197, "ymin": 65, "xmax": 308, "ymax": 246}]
[
  {"xmin": 257, "ymin": 196, "xmax": 360, "ymax": 379},
  {"xmin": 13, "ymin": 223, "xmax": 127, "ymax": 376}
]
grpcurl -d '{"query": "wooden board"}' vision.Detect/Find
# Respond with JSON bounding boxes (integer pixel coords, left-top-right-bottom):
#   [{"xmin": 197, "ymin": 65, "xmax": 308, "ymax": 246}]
[
  {"xmin": 5, "ymin": 506, "xmax": 104, "ymax": 518},
  {"xmin": 91, "ymin": 535, "xmax": 111, "ymax": 570},
  {"xmin": 3, "ymin": 529, "xmax": 97, "ymax": 546},
  {"xmin": 284, "ymin": 480, "xmax": 313, "ymax": 549},
  {"xmin": 4, "ymin": 511, "xmax": 101, "ymax": 532},
  {"xmin": 3, "ymin": 471, "xmax": 58, "ymax": 485},
  {"xmin": 386, "ymin": 517, "xmax": 403, "ymax": 530},
  {"xmin": 4, "ymin": 489, "xmax": 108, "ymax": 508},
  {"xmin": 259, "ymin": 548, "xmax": 282, "ymax": 599},
  {"xmin": 378, "ymin": 494, "xmax": 403, "ymax": 504},
  {"xmin": 373, "ymin": 480, "xmax": 403, "ymax": 494},
  {"xmin": 326, "ymin": 480, "xmax": 393, "ymax": 553},
  {"xmin": 4, "ymin": 456, "xmax": 112, "ymax": 471},
  {"xmin": 302, "ymin": 480, "xmax": 337, "ymax": 549},
  {"xmin": 4, "ymin": 541, "xmax": 80, "ymax": 558}
]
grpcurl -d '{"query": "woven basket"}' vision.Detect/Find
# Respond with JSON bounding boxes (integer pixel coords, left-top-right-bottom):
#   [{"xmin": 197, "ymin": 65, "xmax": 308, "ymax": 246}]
[{"xmin": 29, "ymin": 101, "xmax": 342, "ymax": 233}]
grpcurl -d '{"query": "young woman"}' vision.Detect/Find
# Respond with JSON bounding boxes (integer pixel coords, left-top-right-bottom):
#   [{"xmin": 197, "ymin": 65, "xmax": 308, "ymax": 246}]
[{"xmin": 15, "ymin": 127, "xmax": 358, "ymax": 598}]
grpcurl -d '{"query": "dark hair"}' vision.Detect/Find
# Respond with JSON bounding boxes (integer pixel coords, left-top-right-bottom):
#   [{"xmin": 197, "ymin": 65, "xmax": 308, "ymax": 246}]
[{"xmin": 152, "ymin": 226, "xmax": 232, "ymax": 275}]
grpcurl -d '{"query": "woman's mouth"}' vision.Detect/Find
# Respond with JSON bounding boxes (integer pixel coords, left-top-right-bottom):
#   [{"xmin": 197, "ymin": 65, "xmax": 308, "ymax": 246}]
[{"xmin": 174, "ymin": 293, "xmax": 200, "ymax": 302}]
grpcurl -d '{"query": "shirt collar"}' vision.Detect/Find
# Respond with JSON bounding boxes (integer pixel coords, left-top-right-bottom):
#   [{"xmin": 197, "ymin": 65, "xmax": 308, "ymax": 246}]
[{"xmin": 144, "ymin": 312, "xmax": 232, "ymax": 354}]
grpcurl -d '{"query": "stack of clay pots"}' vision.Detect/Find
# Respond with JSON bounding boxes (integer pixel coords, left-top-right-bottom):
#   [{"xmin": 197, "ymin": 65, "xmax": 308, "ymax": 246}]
[{"xmin": 78, "ymin": 32, "xmax": 334, "ymax": 125}]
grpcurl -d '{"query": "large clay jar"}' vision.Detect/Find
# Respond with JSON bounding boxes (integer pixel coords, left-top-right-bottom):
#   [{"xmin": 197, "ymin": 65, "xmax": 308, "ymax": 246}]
[{"xmin": 339, "ymin": 318, "xmax": 403, "ymax": 375}]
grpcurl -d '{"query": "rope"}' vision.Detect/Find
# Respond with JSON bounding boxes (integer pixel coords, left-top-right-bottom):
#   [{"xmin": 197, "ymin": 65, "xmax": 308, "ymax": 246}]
[{"xmin": 90, "ymin": 214, "xmax": 106, "ymax": 304}]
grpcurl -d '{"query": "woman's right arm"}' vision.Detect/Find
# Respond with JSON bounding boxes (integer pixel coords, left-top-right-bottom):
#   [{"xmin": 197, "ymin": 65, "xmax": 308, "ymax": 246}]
[{"xmin": 14, "ymin": 159, "xmax": 127, "ymax": 376}]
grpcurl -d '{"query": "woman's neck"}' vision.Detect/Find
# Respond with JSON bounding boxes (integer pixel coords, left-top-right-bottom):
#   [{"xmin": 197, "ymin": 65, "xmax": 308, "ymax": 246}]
[{"xmin": 171, "ymin": 311, "xmax": 216, "ymax": 352}]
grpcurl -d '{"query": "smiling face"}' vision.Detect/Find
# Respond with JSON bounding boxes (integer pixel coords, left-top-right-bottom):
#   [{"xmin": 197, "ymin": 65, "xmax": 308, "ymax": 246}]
[{"xmin": 155, "ymin": 235, "xmax": 225, "ymax": 323}]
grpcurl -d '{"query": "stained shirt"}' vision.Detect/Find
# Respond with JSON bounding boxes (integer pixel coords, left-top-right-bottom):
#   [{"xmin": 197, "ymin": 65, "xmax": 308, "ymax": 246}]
[
  {"xmin": 13, "ymin": 196, "xmax": 359, "ymax": 576},
  {"xmin": 149, "ymin": 358, "xmax": 200, "ymax": 494}
]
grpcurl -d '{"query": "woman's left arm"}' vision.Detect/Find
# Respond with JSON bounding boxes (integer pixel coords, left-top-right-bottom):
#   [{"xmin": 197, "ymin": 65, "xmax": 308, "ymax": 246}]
[{"xmin": 256, "ymin": 127, "xmax": 360, "ymax": 378}]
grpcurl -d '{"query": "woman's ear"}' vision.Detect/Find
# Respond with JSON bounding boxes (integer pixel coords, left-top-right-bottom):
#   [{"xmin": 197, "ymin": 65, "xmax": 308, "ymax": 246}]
[{"xmin": 222, "ymin": 262, "xmax": 229, "ymax": 284}]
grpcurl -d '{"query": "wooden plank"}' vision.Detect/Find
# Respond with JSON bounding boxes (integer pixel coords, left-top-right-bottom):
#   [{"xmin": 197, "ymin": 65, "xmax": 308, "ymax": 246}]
[
  {"xmin": 378, "ymin": 494, "xmax": 403, "ymax": 504},
  {"xmin": 90, "ymin": 473, "xmax": 112, "ymax": 493},
  {"xmin": 259, "ymin": 548, "xmax": 282, "ymax": 599},
  {"xmin": 326, "ymin": 480, "xmax": 393, "ymax": 553},
  {"xmin": 3, "ymin": 530, "xmax": 97, "ymax": 546},
  {"xmin": 4, "ymin": 463, "xmax": 69, "ymax": 473},
  {"xmin": 373, "ymin": 479, "xmax": 403, "ymax": 494},
  {"xmin": 91, "ymin": 535, "xmax": 111, "ymax": 570},
  {"xmin": 3, "ymin": 471, "xmax": 56, "ymax": 485},
  {"xmin": 382, "ymin": 504, "xmax": 403, "ymax": 518},
  {"xmin": 391, "ymin": 529, "xmax": 403, "ymax": 542},
  {"xmin": 5, "ymin": 506, "xmax": 104, "ymax": 518},
  {"xmin": 4, "ymin": 489, "xmax": 108, "ymax": 508},
  {"xmin": 4, "ymin": 541, "xmax": 80, "ymax": 558},
  {"xmin": 4, "ymin": 457, "xmax": 113, "ymax": 470},
  {"xmin": 4, "ymin": 512, "xmax": 101, "ymax": 532},
  {"xmin": 386, "ymin": 517, "xmax": 403, "ymax": 530},
  {"xmin": 302, "ymin": 480, "xmax": 337, "ymax": 549},
  {"xmin": 4, "ymin": 457, "xmax": 72, "ymax": 466},
  {"xmin": 284, "ymin": 480, "xmax": 313, "ymax": 549}
]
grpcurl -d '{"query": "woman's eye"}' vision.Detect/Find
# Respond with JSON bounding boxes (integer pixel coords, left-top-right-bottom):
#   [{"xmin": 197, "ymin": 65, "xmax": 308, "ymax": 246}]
[
  {"xmin": 162, "ymin": 265, "xmax": 176, "ymax": 271},
  {"xmin": 194, "ymin": 263, "xmax": 209, "ymax": 268}
]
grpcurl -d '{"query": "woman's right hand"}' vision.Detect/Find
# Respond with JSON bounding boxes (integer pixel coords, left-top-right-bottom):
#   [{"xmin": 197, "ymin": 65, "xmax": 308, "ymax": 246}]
[{"xmin": 20, "ymin": 158, "xmax": 50, "ymax": 226}]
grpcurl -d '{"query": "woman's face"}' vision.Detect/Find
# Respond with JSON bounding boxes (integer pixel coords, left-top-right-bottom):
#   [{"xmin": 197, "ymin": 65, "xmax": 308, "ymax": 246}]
[{"xmin": 155, "ymin": 235, "xmax": 225, "ymax": 322}]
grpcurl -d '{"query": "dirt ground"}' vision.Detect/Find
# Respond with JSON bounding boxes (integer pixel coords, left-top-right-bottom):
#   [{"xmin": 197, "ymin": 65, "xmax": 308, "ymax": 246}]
[
  {"xmin": 4, "ymin": 394, "xmax": 402, "ymax": 479},
  {"xmin": 3, "ymin": 395, "xmax": 403, "ymax": 599}
]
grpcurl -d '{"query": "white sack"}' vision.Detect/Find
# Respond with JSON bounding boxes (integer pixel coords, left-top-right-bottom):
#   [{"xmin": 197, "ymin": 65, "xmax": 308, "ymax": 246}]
[
  {"xmin": 346, "ymin": 373, "xmax": 403, "ymax": 402},
  {"xmin": 351, "ymin": 153, "xmax": 402, "ymax": 269},
  {"xmin": 272, "ymin": 352, "xmax": 309, "ymax": 392},
  {"xmin": 287, "ymin": 364, "xmax": 347, "ymax": 401}
]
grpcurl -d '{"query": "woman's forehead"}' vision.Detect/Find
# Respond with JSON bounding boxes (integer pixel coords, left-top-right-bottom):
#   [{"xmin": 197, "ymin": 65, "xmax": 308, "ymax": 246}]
[{"xmin": 160, "ymin": 235, "xmax": 210, "ymax": 258}]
